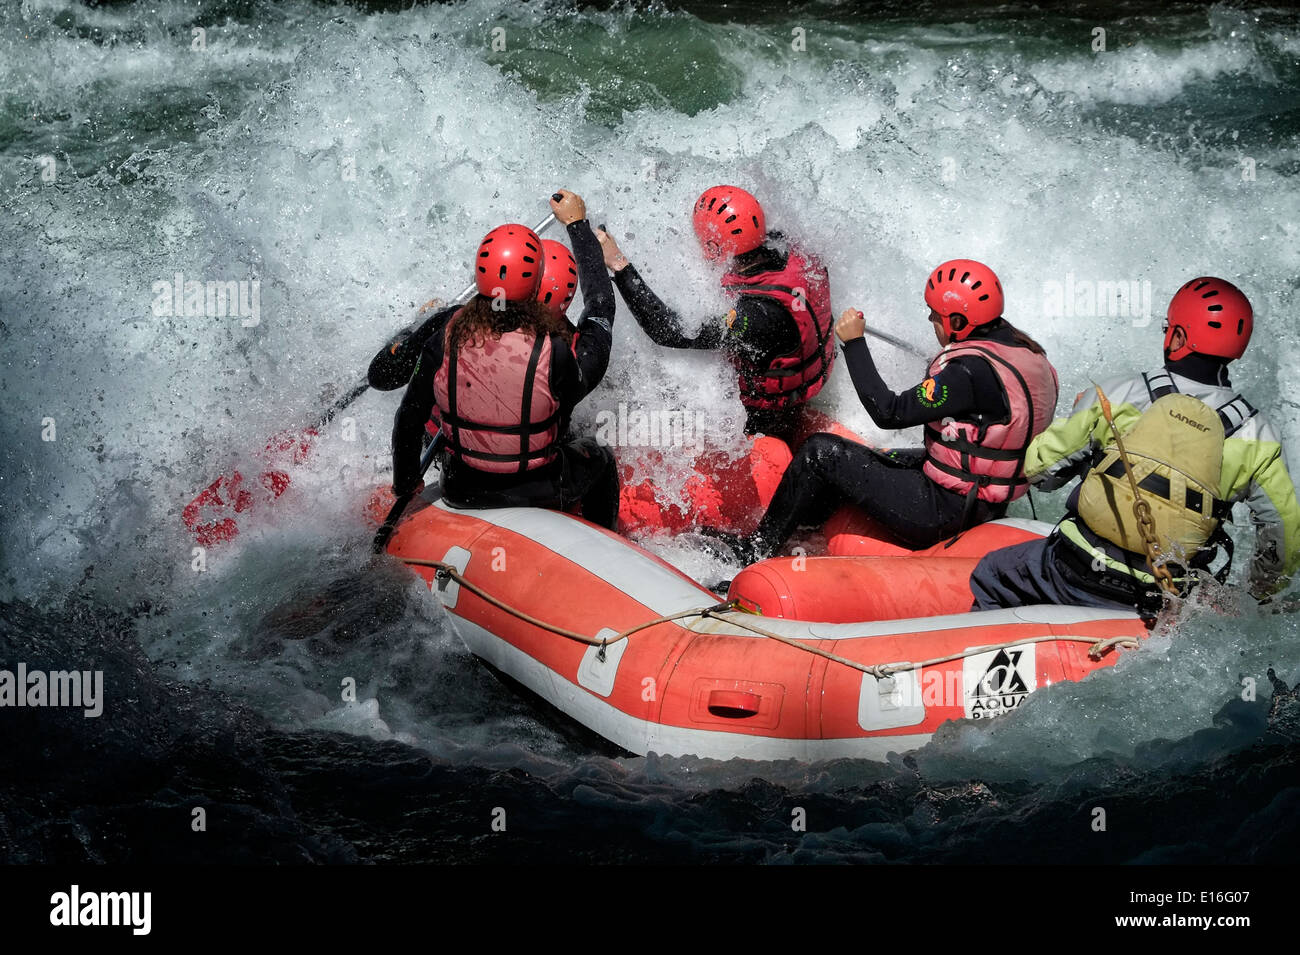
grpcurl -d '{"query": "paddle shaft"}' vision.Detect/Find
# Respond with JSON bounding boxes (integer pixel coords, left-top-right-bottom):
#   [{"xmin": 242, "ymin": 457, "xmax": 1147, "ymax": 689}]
[
  {"xmin": 865, "ymin": 327, "xmax": 928, "ymax": 359},
  {"xmin": 372, "ymin": 433, "xmax": 444, "ymax": 553}
]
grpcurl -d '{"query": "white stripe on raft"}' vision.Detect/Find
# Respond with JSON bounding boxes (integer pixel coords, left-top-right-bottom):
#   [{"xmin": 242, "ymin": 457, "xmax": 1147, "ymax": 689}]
[
  {"xmin": 692, "ymin": 604, "xmax": 1139, "ymax": 641},
  {"xmin": 433, "ymin": 500, "xmax": 714, "ymax": 615},
  {"xmin": 984, "ymin": 516, "xmax": 1057, "ymax": 536}
]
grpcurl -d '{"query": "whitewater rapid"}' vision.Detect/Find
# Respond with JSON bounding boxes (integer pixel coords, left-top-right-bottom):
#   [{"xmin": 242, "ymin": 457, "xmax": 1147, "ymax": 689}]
[{"xmin": 3, "ymin": 0, "xmax": 1299, "ymax": 787}]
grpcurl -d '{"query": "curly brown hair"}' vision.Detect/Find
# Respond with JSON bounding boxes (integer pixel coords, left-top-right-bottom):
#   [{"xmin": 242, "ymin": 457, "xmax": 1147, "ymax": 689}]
[{"xmin": 446, "ymin": 294, "xmax": 574, "ymax": 354}]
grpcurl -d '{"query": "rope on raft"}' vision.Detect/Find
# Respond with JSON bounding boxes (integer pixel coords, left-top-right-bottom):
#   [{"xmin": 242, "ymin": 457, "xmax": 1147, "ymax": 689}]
[
  {"xmin": 399, "ymin": 557, "xmax": 728, "ymax": 652},
  {"xmin": 400, "ymin": 557, "xmax": 1142, "ymax": 678}
]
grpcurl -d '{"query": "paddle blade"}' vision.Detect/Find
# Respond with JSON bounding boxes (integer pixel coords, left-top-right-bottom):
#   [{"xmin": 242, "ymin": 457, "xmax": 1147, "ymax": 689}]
[
  {"xmin": 263, "ymin": 427, "xmax": 318, "ymax": 467},
  {"xmin": 182, "ymin": 427, "xmax": 320, "ymax": 546},
  {"xmin": 182, "ymin": 470, "xmax": 254, "ymax": 547}
]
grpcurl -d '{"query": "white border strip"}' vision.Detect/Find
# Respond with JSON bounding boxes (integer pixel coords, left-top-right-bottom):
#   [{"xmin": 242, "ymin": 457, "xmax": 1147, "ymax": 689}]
[{"xmin": 692, "ymin": 604, "xmax": 1141, "ymax": 641}]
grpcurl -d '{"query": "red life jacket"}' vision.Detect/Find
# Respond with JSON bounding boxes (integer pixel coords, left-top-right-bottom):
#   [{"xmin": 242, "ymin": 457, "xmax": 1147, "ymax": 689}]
[
  {"xmin": 921, "ymin": 338, "xmax": 1059, "ymax": 504},
  {"xmin": 721, "ymin": 251, "xmax": 834, "ymax": 410},
  {"xmin": 433, "ymin": 319, "xmax": 562, "ymax": 475}
]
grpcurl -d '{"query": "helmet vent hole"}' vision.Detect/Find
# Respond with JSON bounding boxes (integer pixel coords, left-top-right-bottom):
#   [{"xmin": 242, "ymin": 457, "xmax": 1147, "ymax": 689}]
[
  {"xmin": 978, "ymin": 294, "xmax": 989, "ymax": 301},
  {"xmin": 724, "ymin": 214, "xmax": 737, "ymax": 223},
  {"xmin": 970, "ymin": 279, "xmax": 981, "ymax": 289},
  {"xmin": 1203, "ymin": 289, "xmax": 1219, "ymax": 298},
  {"xmin": 1238, "ymin": 319, "xmax": 1245, "ymax": 334},
  {"xmin": 1207, "ymin": 304, "xmax": 1222, "ymax": 312},
  {"xmin": 961, "ymin": 272, "xmax": 971, "ymax": 283},
  {"xmin": 498, "ymin": 266, "xmax": 507, "ymax": 279},
  {"xmin": 948, "ymin": 268, "xmax": 956, "ymax": 280},
  {"xmin": 1208, "ymin": 320, "xmax": 1222, "ymax": 328}
]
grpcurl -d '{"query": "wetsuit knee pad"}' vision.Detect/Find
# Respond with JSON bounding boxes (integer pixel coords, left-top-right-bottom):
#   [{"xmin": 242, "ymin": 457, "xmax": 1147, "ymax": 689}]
[{"xmin": 794, "ymin": 431, "xmax": 853, "ymax": 469}]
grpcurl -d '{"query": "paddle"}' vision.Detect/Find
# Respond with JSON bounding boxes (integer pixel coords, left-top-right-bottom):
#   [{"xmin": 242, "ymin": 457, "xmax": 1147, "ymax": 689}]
[
  {"xmin": 371, "ymin": 433, "xmax": 444, "ymax": 554},
  {"xmin": 183, "ymin": 211, "xmax": 559, "ymax": 548},
  {"xmin": 866, "ymin": 327, "xmax": 927, "ymax": 359}
]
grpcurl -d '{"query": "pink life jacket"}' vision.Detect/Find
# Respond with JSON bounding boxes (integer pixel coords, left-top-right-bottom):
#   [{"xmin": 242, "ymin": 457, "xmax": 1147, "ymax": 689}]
[
  {"xmin": 433, "ymin": 321, "xmax": 562, "ymax": 475},
  {"xmin": 721, "ymin": 251, "xmax": 834, "ymax": 410},
  {"xmin": 921, "ymin": 338, "xmax": 1059, "ymax": 504}
]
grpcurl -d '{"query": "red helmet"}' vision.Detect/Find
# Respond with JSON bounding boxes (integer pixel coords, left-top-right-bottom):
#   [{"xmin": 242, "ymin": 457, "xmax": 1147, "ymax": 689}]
[
  {"xmin": 1164, "ymin": 277, "xmax": 1253, "ymax": 361},
  {"xmin": 474, "ymin": 224, "xmax": 543, "ymax": 301},
  {"xmin": 692, "ymin": 185, "xmax": 765, "ymax": 260},
  {"xmin": 924, "ymin": 259, "xmax": 1004, "ymax": 341},
  {"xmin": 537, "ymin": 239, "xmax": 578, "ymax": 318}
]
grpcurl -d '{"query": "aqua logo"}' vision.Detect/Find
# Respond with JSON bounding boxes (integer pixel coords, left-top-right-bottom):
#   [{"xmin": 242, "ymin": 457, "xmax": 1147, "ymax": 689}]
[{"xmin": 964, "ymin": 645, "xmax": 1036, "ymax": 719}]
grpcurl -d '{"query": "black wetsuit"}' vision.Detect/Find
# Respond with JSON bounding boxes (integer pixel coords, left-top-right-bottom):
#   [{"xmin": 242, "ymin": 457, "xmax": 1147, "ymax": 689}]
[
  {"xmin": 746, "ymin": 321, "xmax": 1030, "ymax": 559},
  {"xmin": 613, "ymin": 240, "xmax": 805, "ymax": 443},
  {"xmin": 390, "ymin": 219, "xmax": 619, "ymax": 528}
]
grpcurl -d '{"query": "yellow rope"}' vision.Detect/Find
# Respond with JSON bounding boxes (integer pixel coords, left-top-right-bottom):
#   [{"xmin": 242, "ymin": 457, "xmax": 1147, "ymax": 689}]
[
  {"xmin": 1093, "ymin": 383, "xmax": 1179, "ymax": 596},
  {"xmin": 401, "ymin": 557, "xmax": 1142, "ymax": 676}
]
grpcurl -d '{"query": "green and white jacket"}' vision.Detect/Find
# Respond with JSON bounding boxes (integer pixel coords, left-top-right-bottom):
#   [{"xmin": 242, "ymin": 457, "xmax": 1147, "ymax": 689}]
[{"xmin": 1026, "ymin": 367, "xmax": 1300, "ymax": 597}]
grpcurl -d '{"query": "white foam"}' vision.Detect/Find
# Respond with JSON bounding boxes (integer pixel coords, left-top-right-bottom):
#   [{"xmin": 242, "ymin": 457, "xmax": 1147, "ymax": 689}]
[{"xmin": 3, "ymin": 0, "xmax": 1298, "ymax": 775}]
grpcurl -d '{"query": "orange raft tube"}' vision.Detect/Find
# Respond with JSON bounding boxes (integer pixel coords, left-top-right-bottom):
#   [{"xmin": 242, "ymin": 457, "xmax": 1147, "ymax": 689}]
[{"xmin": 386, "ymin": 497, "xmax": 1148, "ymax": 761}]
